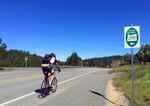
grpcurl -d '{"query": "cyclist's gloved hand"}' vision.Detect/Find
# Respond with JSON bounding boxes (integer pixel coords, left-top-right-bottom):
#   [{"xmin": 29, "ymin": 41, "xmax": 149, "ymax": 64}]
[{"xmin": 58, "ymin": 68, "xmax": 61, "ymax": 73}]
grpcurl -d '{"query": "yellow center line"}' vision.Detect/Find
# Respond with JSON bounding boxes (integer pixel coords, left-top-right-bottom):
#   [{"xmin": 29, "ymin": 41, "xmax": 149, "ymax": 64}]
[{"xmin": 0, "ymin": 74, "xmax": 43, "ymax": 84}]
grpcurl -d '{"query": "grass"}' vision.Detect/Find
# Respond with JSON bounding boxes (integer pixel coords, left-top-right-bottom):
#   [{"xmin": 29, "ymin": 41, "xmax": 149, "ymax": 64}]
[
  {"xmin": 113, "ymin": 65, "xmax": 150, "ymax": 106},
  {"xmin": 0, "ymin": 67, "xmax": 4, "ymax": 71}
]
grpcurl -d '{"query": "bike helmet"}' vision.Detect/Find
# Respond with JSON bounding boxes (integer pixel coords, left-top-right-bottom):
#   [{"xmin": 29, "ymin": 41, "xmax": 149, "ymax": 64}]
[{"xmin": 50, "ymin": 53, "xmax": 56, "ymax": 58}]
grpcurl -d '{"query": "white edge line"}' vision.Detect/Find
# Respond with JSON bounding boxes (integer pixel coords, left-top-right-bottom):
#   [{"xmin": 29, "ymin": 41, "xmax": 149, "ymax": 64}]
[
  {"xmin": 0, "ymin": 92, "xmax": 35, "ymax": 106},
  {"xmin": 0, "ymin": 70, "xmax": 99, "ymax": 106}
]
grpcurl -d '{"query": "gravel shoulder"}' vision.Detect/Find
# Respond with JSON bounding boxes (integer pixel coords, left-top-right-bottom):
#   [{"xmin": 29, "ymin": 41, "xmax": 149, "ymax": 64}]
[{"xmin": 105, "ymin": 80, "xmax": 129, "ymax": 106}]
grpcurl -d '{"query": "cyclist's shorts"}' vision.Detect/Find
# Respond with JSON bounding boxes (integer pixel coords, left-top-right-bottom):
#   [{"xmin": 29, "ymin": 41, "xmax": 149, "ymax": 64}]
[{"xmin": 42, "ymin": 67, "xmax": 54, "ymax": 76}]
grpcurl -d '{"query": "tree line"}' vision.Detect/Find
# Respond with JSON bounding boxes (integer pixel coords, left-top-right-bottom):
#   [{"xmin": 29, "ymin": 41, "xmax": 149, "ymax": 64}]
[
  {"xmin": 65, "ymin": 44, "xmax": 150, "ymax": 67},
  {"xmin": 0, "ymin": 38, "xmax": 42, "ymax": 67},
  {"xmin": 0, "ymin": 38, "xmax": 150, "ymax": 67}
]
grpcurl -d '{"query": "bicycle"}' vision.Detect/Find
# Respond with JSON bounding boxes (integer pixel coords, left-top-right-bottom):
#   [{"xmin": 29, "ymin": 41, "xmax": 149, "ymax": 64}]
[{"xmin": 40, "ymin": 70, "xmax": 58, "ymax": 97}]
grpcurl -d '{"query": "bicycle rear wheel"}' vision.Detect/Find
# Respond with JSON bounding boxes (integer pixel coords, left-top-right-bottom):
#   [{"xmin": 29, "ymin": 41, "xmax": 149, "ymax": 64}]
[
  {"xmin": 41, "ymin": 79, "xmax": 49, "ymax": 96},
  {"xmin": 51, "ymin": 77, "xmax": 57, "ymax": 93}
]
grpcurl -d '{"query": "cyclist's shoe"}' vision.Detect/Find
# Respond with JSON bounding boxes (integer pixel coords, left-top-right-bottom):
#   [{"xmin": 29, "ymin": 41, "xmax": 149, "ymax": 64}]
[{"xmin": 48, "ymin": 85, "xmax": 52, "ymax": 91}]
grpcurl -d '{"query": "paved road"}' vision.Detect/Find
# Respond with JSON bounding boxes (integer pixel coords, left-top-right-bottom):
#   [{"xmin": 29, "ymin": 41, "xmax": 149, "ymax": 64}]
[{"xmin": 0, "ymin": 68, "xmax": 114, "ymax": 106}]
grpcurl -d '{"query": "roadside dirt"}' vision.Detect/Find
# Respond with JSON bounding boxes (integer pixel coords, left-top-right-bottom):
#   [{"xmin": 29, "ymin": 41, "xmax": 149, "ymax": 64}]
[{"xmin": 105, "ymin": 80, "xmax": 129, "ymax": 106}]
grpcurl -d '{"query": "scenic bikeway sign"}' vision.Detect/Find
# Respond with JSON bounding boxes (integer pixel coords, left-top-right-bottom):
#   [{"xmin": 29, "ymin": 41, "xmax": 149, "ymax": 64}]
[
  {"xmin": 124, "ymin": 26, "xmax": 140, "ymax": 48},
  {"xmin": 124, "ymin": 25, "xmax": 140, "ymax": 106}
]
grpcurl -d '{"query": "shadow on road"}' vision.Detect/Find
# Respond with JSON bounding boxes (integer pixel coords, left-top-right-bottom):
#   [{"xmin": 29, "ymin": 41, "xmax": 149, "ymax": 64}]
[
  {"xmin": 90, "ymin": 90, "xmax": 124, "ymax": 106},
  {"xmin": 35, "ymin": 89, "xmax": 42, "ymax": 94},
  {"xmin": 34, "ymin": 89, "xmax": 50, "ymax": 99}
]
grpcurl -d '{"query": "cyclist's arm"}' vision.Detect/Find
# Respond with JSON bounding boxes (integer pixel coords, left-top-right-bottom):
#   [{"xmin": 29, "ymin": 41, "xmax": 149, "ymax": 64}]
[{"xmin": 55, "ymin": 63, "xmax": 61, "ymax": 72}]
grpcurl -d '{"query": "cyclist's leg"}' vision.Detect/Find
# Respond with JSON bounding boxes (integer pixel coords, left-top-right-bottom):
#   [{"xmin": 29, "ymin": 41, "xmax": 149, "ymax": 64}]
[
  {"xmin": 42, "ymin": 67, "xmax": 49, "ymax": 84},
  {"xmin": 50, "ymin": 73, "xmax": 54, "ymax": 85},
  {"xmin": 42, "ymin": 67, "xmax": 48, "ymax": 77},
  {"xmin": 49, "ymin": 64, "xmax": 55, "ymax": 84}
]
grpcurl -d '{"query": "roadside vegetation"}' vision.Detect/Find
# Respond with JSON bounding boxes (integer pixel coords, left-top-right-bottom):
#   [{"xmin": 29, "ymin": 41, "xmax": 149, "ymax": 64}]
[
  {"xmin": 112, "ymin": 44, "xmax": 150, "ymax": 106},
  {"xmin": 113, "ymin": 65, "xmax": 150, "ymax": 106}
]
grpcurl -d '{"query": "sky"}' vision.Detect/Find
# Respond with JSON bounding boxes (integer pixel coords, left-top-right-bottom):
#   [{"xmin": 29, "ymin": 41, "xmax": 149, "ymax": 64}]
[{"xmin": 0, "ymin": 0, "xmax": 150, "ymax": 61}]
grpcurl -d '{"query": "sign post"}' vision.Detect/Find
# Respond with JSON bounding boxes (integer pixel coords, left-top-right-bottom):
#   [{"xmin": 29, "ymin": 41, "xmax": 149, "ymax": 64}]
[
  {"xmin": 131, "ymin": 47, "xmax": 134, "ymax": 106},
  {"xmin": 25, "ymin": 57, "xmax": 28, "ymax": 68},
  {"xmin": 124, "ymin": 26, "xmax": 140, "ymax": 106}
]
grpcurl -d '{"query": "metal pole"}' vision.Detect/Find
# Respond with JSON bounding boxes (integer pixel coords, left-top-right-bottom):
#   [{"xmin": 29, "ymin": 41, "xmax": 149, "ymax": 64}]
[
  {"xmin": 26, "ymin": 60, "xmax": 27, "ymax": 68},
  {"xmin": 131, "ymin": 48, "xmax": 134, "ymax": 106}
]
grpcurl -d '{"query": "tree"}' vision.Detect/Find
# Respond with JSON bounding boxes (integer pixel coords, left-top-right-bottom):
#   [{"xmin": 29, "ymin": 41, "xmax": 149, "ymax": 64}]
[
  {"xmin": 136, "ymin": 44, "xmax": 150, "ymax": 65},
  {"xmin": 0, "ymin": 38, "xmax": 7, "ymax": 50},
  {"xmin": 0, "ymin": 38, "xmax": 7, "ymax": 60},
  {"xmin": 122, "ymin": 53, "xmax": 131, "ymax": 65},
  {"xmin": 66, "ymin": 52, "xmax": 83, "ymax": 66}
]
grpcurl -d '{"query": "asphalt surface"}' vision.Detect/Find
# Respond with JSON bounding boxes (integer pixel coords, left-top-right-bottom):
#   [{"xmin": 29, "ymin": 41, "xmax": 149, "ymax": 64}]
[{"xmin": 0, "ymin": 68, "xmax": 114, "ymax": 106}]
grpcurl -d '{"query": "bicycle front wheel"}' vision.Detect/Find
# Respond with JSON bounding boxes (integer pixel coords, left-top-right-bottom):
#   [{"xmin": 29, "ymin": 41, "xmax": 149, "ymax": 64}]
[
  {"xmin": 51, "ymin": 77, "xmax": 57, "ymax": 93},
  {"xmin": 41, "ymin": 79, "xmax": 49, "ymax": 96}
]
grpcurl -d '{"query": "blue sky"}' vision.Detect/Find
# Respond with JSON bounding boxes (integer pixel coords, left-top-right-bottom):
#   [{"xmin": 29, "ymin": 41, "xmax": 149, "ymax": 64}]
[{"xmin": 0, "ymin": 0, "xmax": 150, "ymax": 61}]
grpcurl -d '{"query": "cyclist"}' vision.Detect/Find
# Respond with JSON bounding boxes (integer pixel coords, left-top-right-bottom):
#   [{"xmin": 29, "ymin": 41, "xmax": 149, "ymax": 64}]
[{"xmin": 41, "ymin": 53, "xmax": 61, "ymax": 84}]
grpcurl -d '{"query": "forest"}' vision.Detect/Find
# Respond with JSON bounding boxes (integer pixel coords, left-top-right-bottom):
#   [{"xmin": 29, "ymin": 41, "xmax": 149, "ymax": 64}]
[{"xmin": 0, "ymin": 38, "xmax": 150, "ymax": 67}]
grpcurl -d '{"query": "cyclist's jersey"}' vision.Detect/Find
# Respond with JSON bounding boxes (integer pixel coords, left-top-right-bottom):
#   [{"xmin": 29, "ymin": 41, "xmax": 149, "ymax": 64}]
[
  {"xmin": 42, "ymin": 54, "xmax": 57, "ymax": 64},
  {"xmin": 41, "ymin": 54, "xmax": 60, "ymax": 76}
]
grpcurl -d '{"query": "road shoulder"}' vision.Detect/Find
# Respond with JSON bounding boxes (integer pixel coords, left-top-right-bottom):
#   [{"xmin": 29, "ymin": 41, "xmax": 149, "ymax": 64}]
[{"xmin": 105, "ymin": 80, "xmax": 129, "ymax": 106}]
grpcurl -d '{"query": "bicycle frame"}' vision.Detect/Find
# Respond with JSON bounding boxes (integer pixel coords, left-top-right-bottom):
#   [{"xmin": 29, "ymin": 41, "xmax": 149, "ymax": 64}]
[
  {"xmin": 41, "ymin": 64, "xmax": 59, "ymax": 96},
  {"xmin": 45, "ymin": 69, "xmax": 57, "ymax": 84}
]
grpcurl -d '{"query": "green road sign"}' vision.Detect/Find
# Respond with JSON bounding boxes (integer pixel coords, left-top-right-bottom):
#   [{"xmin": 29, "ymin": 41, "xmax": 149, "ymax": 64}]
[
  {"xmin": 124, "ymin": 26, "xmax": 140, "ymax": 48},
  {"xmin": 126, "ymin": 27, "xmax": 138, "ymax": 47}
]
